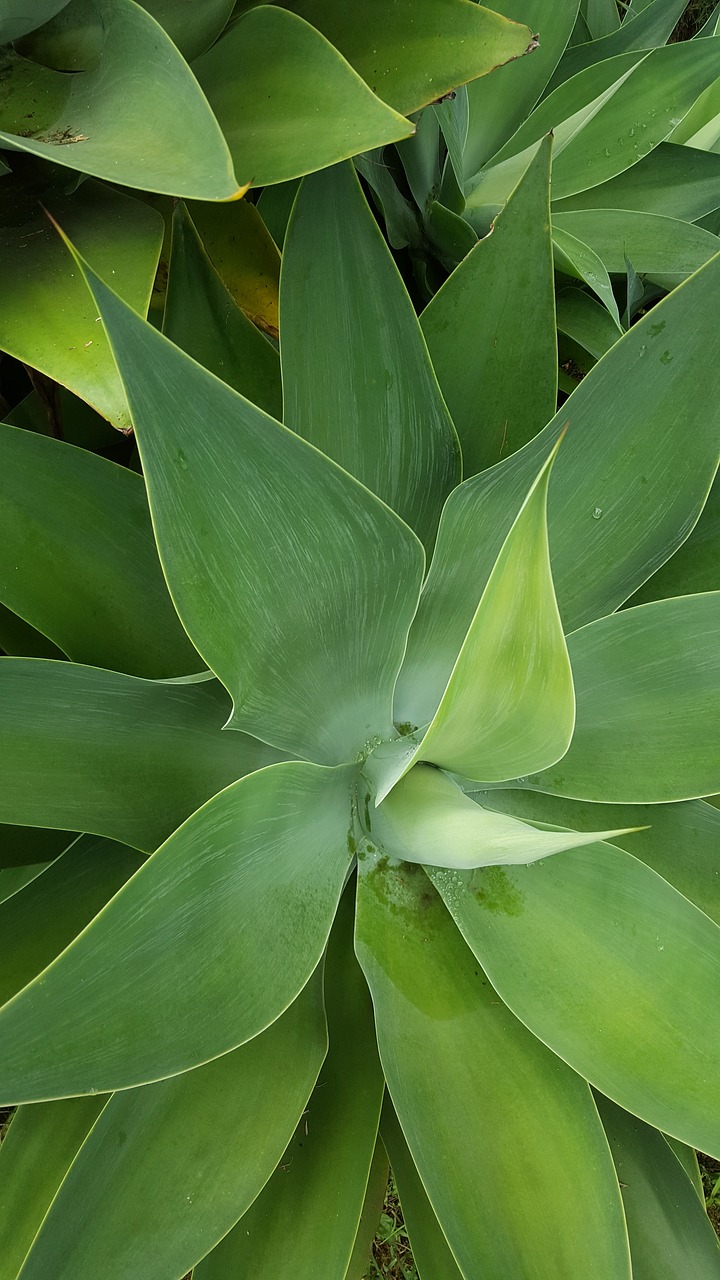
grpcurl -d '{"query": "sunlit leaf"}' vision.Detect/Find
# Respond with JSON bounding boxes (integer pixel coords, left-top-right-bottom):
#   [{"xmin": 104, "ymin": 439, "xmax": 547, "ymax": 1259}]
[{"xmin": 355, "ymin": 852, "xmax": 631, "ymax": 1279}]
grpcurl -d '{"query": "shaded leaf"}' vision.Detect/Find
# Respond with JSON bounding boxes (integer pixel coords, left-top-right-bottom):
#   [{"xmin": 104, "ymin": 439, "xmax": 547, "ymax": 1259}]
[
  {"xmin": 553, "ymin": 208, "xmax": 720, "ymax": 287},
  {"xmin": 556, "ymin": 286, "xmax": 622, "ymax": 358},
  {"xmin": 626, "ymin": 470, "xmax": 720, "ymax": 605},
  {"xmin": 188, "ymin": 197, "xmax": 281, "ymax": 337}
]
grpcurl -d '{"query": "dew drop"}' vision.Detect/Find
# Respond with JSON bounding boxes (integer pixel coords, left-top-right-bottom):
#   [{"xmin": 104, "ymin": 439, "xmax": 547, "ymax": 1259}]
[
  {"xmin": 603, "ymin": 147, "xmax": 611, "ymax": 157},
  {"xmin": 592, "ymin": 507, "xmax": 603, "ymax": 520},
  {"xmin": 176, "ymin": 449, "xmax": 188, "ymax": 471},
  {"xmin": 660, "ymin": 350, "xmax": 673, "ymax": 365}
]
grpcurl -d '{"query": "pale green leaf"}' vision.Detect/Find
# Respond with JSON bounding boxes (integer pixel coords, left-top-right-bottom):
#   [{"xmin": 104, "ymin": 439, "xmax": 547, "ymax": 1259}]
[
  {"xmin": 355, "ymin": 852, "xmax": 632, "ymax": 1280},
  {"xmin": 431, "ymin": 840, "xmax": 720, "ymax": 1155},
  {"xmin": 527, "ymin": 594, "xmax": 720, "ymax": 803},
  {"xmin": 421, "ymin": 136, "xmax": 557, "ymax": 477},
  {"xmin": 193, "ymin": 7, "xmax": 413, "ymax": 188},
  {"xmin": 164, "ymin": 203, "xmax": 281, "ymax": 418},
  {"xmin": 0, "ymin": 0, "xmax": 240, "ymax": 199},
  {"xmin": 0, "ymin": 424, "xmax": 200, "ymax": 677},
  {"xmin": 626, "ymin": 470, "xmax": 720, "ymax": 605},
  {"xmin": 0, "ymin": 761, "xmax": 353, "ymax": 1101},
  {"xmin": 281, "ymin": 162, "xmax": 460, "ymax": 551},
  {"xmin": 556, "ymin": 287, "xmax": 623, "ymax": 359},
  {"xmin": 15, "ymin": 977, "xmax": 326, "ymax": 1280},
  {"xmin": 343, "ymin": 1139, "xmax": 390, "ymax": 1280},
  {"xmin": 553, "ymin": 141, "xmax": 720, "ymax": 222},
  {"xmin": 73, "ymin": 250, "xmax": 424, "ymax": 766},
  {"xmin": 394, "ymin": 251, "xmax": 720, "ymax": 728},
  {"xmin": 0, "ymin": 660, "xmax": 280, "ymax": 852},
  {"xmin": 552, "ymin": 225, "xmax": 621, "ymax": 321},
  {"xmin": 553, "ymin": 208, "xmax": 720, "ymax": 287},
  {"xmin": 371, "ymin": 765, "xmax": 638, "ymax": 869},
  {"xmin": 548, "ymin": 0, "xmax": 688, "ymax": 91},
  {"xmin": 380, "ymin": 435, "xmax": 572, "ymax": 796}
]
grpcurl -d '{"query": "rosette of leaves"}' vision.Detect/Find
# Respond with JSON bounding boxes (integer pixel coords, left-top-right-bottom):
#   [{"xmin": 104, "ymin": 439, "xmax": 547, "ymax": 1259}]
[
  {"xmin": 346, "ymin": 0, "xmax": 720, "ymax": 393},
  {"xmin": 0, "ymin": 157, "xmax": 720, "ymax": 1280}
]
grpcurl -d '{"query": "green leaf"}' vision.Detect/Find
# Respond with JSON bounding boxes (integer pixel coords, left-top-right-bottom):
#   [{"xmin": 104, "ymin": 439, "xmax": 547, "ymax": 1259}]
[
  {"xmin": 548, "ymin": 0, "xmax": 688, "ymax": 90},
  {"xmin": 268, "ymin": 0, "xmax": 535, "ymax": 116},
  {"xmin": 491, "ymin": 42, "xmax": 720, "ymax": 200},
  {"xmin": 0, "ymin": 603, "xmax": 65, "ymax": 661},
  {"xmin": 343, "ymin": 1139, "xmax": 390, "ymax": 1280},
  {"xmin": 463, "ymin": 0, "xmax": 579, "ymax": 176},
  {"xmin": 164, "ymin": 203, "xmax": 281, "ymax": 418},
  {"xmin": 553, "ymin": 208, "xmax": 720, "ymax": 288},
  {"xmin": 0, "ymin": 423, "xmax": 200, "ymax": 677},
  {"xmin": 0, "ymin": 761, "xmax": 353, "ymax": 1101},
  {"xmin": 0, "ymin": 177, "xmax": 162, "ymax": 429},
  {"xmin": 0, "ymin": 0, "xmax": 241, "ymax": 199},
  {"xmin": 372, "ymin": 765, "xmax": 638, "ymax": 869},
  {"xmin": 394, "ymin": 251, "xmax": 720, "ymax": 727},
  {"xmin": 379, "ymin": 434, "xmax": 571, "ymax": 796},
  {"xmin": 14, "ymin": 977, "xmax": 326, "ymax": 1280},
  {"xmin": 626, "ymin": 471, "xmax": 720, "ymax": 605},
  {"xmin": 0, "ymin": 825, "xmax": 73, "ymax": 871},
  {"xmin": 187, "ymin": 198, "xmax": 281, "ymax": 338},
  {"xmin": 192, "ymin": 7, "xmax": 413, "ymax": 188},
  {"xmin": 0, "ymin": 835, "xmax": 143, "ymax": 1007},
  {"xmin": 195, "ymin": 885, "xmax": 384, "ymax": 1280},
  {"xmin": 552, "ymin": 224, "xmax": 621, "ymax": 321},
  {"xmin": 73, "ymin": 250, "xmax": 424, "ymax": 766},
  {"xmin": 0, "ymin": 862, "xmax": 53, "ymax": 905},
  {"xmin": 0, "ymin": 1096, "xmax": 108, "ymax": 1280},
  {"xmin": 527, "ymin": 594, "xmax": 720, "ymax": 803},
  {"xmin": 596, "ymin": 1095, "xmax": 720, "ymax": 1280},
  {"xmin": 664, "ymin": 1135, "xmax": 705, "ymax": 1202},
  {"xmin": 256, "ymin": 179, "xmax": 301, "ymax": 251},
  {"xmin": 281, "ymin": 162, "xmax": 460, "ymax": 551},
  {"xmin": 141, "ymin": 0, "xmax": 234, "ymax": 58},
  {"xmin": 556, "ymin": 287, "xmax": 623, "ymax": 359},
  {"xmin": 430, "ymin": 840, "xmax": 720, "ymax": 1155},
  {"xmin": 355, "ymin": 852, "xmax": 632, "ymax": 1280},
  {"xmin": 0, "ymin": 0, "xmax": 69, "ymax": 43},
  {"xmin": 380, "ymin": 1097, "xmax": 463, "ymax": 1280},
  {"xmin": 0, "ymin": 661, "xmax": 279, "ymax": 851},
  {"xmin": 421, "ymin": 136, "xmax": 557, "ymax": 478},
  {"xmin": 553, "ymin": 141, "xmax": 720, "ymax": 222},
  {"xmin": 467, "ymin": 789, "xmax": 720, "ymax": 927}
]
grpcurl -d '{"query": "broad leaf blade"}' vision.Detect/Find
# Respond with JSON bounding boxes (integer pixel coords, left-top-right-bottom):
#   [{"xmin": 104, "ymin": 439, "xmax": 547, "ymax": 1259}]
[
  {"xmin": 421, "ymin": 136, "xmax": 557, "ymax": 478},
  {"xmin": 195, "ymin": 886, "xmax": 384, "ymax": 1280},
  {"xmin": 596, "ymin": 1094, "xmax": 720, "ymax": 1280},
  {"xmin": 15, "ymin": 977, "xmax": 326, "ymax": 1280},
  {"xmin": 164, "ymin": 204, "xmax": 281, "ymax": 418},
  {"xmin": 193, "ymin": 7, "xmax": 413, "ymax": 187},
  {"xmin": 553, "ymin": 141, "xmax": 720, "ymax": 222},
  {"xmin": 394, "ymin": 251, "xmax": 720, "ymax": 728},
  {"xmin": 372, "ymin": 765, "xmax": 638, "ymax": 869},
  {"xmin": 355, "ymin": 852, "xmax": 632, "ymax": 1280},
  {"xmin": 527, "ymin": 594, "xmax": 720, "ymax": 803},
  {"xmin": 626, "ymin": 470, "xmax": 720, "ymax": 605},
  {"xmin": 73, "ymin": 248, "xmax": 424, "ymax": 765},
  {"xmin": 430, "ymin": 841, "xmax": 720, "ymax": 1155},
  {"xmin": 0, "ymin": 424, "xmax": 200, "ymax": 677},
  {"xmin": 272, "ymin": 0, "xmax": 534, "ymax": 115},
  {"xmin": 0, "ymin": 1096, "xmax": 108, "ymax": 1280},
  {"xmin": 0, "ymin": 660, "xmax": 280, "ymax": 852},
  {"xmin": 0, "ymin": 761, "xmax": 353, "ymax": 1100},
  {"xmin": 553, "ymin": 208, "xmax": 720, "ymax": 287},
  {"xmin": 281, "ymin": 162, "xmax": 460, "ymax": 551},
  {"xmin": 0, "ymin": 0, "xmax": 240, "ymax": 199}
]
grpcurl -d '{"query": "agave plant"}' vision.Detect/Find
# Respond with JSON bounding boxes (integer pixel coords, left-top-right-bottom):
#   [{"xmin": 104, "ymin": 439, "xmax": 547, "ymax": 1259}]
[{"xmin": 0, "ymin": 146, "xmax": 719, "ymax": 1278}]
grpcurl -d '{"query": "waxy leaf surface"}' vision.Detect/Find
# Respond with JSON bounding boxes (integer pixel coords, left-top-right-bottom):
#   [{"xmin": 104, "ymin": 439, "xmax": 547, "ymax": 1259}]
[
  {"xmin": 0, "ymin": 761, "xmax": 353, "ymax": 1101},
  {"xmin": 431, "ymin": 841, "xmax": 720, "ymax": 1155},
  {"xmin": 14, "ymin": 979, "xmax": 327, "ymax": 1280},
  {"xmin": 0, "ymin": 661, "xmax": 279, "ymax": 851},
  {"xmin": 78, "ymin": 254, "xmax": 424, "ymax": 765},
  {"xmin": 281, "ymin": 162, "xmax": 460, "ymax": 551},
  {"xmin": 355, "ymin": 853, "xmax": 631, "ymax": 1280}
]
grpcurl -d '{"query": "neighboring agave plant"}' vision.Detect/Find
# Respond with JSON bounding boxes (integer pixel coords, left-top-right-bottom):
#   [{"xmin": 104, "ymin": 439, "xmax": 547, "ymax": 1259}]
[{"xmin": 0, "ymin": 152, "xmax": 719, "ymax": 1279}]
